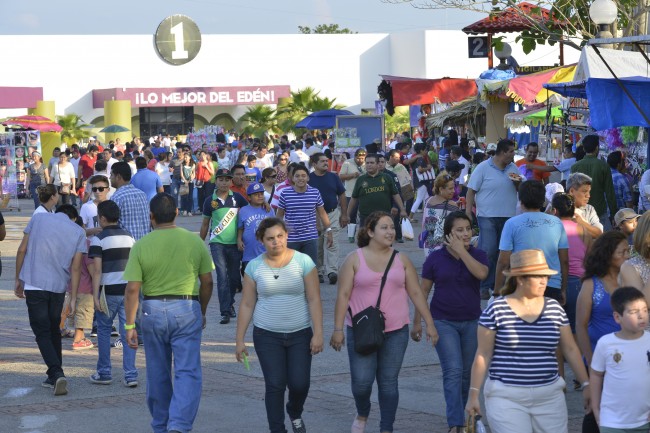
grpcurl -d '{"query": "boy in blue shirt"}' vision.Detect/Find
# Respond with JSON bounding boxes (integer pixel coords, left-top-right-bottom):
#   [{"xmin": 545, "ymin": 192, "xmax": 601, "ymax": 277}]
[{"xmin": 237, "ymin": 183, "xmax": 274, "ymax": 273}]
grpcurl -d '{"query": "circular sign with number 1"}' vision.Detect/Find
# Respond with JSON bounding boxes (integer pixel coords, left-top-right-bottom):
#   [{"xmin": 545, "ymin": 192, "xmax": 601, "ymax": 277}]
[{"xmin": 154, "ymin": 15, "xmax": 201, "ymax": 65}]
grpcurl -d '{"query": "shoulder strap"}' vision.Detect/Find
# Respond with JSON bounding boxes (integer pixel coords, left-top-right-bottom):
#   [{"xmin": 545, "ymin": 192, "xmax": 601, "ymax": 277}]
[{"xmin": 376, "ymin": 249, "xmax": 399, "ymax": 308}]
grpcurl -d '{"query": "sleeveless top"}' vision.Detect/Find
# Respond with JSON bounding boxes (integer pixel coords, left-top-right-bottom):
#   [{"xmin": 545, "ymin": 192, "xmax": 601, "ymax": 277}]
[
  {"xmin": 345, "ymin": 249, "xmax": 409, "ymax": 332},
  {"xmin": 625, "ymin": 255, "xmax": 650, "ymax": 287},
  {"xmin": 422, "ymin": 198, "xmax": 459, "ymax": 256},
  {"xmin": 561, "ymin": 219, "xmax": 587, "ymax": 277},
  {"xmin": 587, "ymin": 276, "xmax": 620, "ymax": 351}
]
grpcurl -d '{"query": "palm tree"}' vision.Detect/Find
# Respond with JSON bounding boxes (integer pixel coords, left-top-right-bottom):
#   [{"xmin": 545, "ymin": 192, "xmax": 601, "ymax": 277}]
[
  {"xmin": 57, "ymin": 114, "xmax": 91, "ymax": 145},
  {"xmin": 276, "ymin": 87, "xmax": 345, "ymax": 133},
  {"xmin": 238, "ymin": 105, "xmax": 280, "ymax": 138},
  {"xmin": 384, "ymin": 108, "xmax": 410, "ymax": 136}
]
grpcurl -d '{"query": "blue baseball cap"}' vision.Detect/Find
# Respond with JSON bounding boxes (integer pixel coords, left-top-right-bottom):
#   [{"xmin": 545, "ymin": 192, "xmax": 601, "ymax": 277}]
[{"xmin": 246, "ymin": 182, "xmax": 264, "ymax": 195}]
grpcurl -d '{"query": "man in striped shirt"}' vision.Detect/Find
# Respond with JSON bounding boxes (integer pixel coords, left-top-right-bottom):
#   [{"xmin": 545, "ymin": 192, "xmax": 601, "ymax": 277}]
[
  {"xmin": 89, "ymin": 200, "xmax": 138, "ymax": 386},
  {"xmin": 276, "ymin": 165, "xmax": 333, "ymax": 267}
]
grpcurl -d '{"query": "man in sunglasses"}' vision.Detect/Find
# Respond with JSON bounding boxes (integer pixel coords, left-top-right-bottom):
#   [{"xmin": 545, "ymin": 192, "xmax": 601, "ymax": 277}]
[{"xmin": 80, "ymin": 175, "xmax": 112, "ymax": 237}]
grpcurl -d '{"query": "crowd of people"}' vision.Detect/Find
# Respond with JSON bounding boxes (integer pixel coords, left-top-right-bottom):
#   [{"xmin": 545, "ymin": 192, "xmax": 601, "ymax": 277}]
[{"xmin": 10, "ymin": 129, "xmax": 650, "ymax": 433}]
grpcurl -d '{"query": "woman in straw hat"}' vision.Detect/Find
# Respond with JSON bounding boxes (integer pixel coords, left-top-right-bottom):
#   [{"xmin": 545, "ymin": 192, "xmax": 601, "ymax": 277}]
[{"xmin": 465, "ymin": 249, "xmax": 590, "ymax": 433}]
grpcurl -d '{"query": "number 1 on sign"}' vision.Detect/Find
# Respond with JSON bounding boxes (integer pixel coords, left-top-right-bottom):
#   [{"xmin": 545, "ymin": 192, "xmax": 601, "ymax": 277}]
[{"xmin": 171, "ymin": 22, "xmax": 189, "ymax": 59}]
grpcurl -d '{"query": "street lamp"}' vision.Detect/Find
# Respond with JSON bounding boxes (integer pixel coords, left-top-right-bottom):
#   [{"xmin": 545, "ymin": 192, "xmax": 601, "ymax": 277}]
[
  {"xmin": 494, "ymin": 42, "xmax": 512, "ymax": 70},
  {"xmin": 589, "ymin": 0, "xmax": 617, "ymax": 39}
]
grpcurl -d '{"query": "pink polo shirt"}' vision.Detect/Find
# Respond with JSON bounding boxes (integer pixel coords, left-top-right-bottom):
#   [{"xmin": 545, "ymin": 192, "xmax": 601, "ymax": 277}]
[{"xmin": 345, "ymin": 249, "xmax": 410, "ymax": 332}]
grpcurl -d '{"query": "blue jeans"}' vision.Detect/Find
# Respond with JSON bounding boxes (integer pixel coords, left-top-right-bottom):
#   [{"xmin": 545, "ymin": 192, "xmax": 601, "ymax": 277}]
[
  {"xmin": 434, "ymin": 319, "xmax": 478, "ymax": 428},
  {"xmin": 210, "ymin": 243, "xmax": 242, "ymax": 315},
  {"xmin": 477, "ymin": 216, "xmax": 509, "ymax": 294},
  {"xmin": 287, "ymin": 239, "xmax": 318, "ymax": 268},
  {"xmin": 95, "ymin": 295, "xmax": 137, "ymax": 381},
  {"xmin": 29, "ymin": 183, "xmax": 41, "ymax": 209},
  {"xmin": 346, "ymin": 324, "xmax": 409, "ymax": 432},
  {"xmin": 141, "ymin": 299, "xmax": 203, "ymax": 433},
  {"xmin": 565, "ymin": 275, "xmax": 582, "ymax": 333},
  {"xmin": 170, "ymin": 178, "xmax": 182, "ymax": 208},
  {"xmin": 253, "ymin": 326, "xmax": 313, "ymax": 433},
  {"xmin": 180, "ymin": 182, "xmax": 194, "ymax": 213},
  {"xmin": 25, "ymin": 290, "xmax": 65, "ymax": 380}
]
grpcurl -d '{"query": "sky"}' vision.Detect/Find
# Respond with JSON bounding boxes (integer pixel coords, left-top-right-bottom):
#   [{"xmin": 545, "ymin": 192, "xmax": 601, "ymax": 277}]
[{"xmin": 0, "ymin": 0, "xmax": 486, "ymax": 35}]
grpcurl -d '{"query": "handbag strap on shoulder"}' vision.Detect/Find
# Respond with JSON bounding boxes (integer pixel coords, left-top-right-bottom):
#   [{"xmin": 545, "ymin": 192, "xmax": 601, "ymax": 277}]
[{"xmin": 376, "ymin": 249, "xmax": 398, "ymax": 309}]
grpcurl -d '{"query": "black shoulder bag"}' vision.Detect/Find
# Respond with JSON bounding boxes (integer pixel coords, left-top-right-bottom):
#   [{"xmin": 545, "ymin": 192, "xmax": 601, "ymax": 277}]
[{"xmin": 348, "ymin": 249, "xmax": 399, "ymax": 355}]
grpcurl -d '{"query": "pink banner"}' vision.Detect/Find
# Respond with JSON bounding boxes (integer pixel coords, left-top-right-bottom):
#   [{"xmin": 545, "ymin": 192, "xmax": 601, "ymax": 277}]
[{"xmin": 93, "ymin": 86, "xmax": 291, "ymax": 108}]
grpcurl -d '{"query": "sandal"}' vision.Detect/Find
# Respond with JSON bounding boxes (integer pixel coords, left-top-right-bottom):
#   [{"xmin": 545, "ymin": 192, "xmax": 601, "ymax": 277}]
[
  {"xmin": 351, "ymin": 416, "xmax": 366, "ymax": 433},
  {"xmin": 60, "ymin": 329, "xmax": 75, "ymax": 338}
]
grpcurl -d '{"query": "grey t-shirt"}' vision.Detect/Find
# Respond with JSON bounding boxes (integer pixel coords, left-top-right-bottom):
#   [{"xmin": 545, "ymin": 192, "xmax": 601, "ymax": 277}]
[{"xmin": 20, "ymin": 213, "xmax": 87, "ymax": 293}]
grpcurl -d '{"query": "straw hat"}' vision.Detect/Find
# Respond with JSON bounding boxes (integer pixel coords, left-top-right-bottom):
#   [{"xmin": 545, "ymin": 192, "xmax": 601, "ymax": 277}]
[{"xmin": 503, "ymin": 249, "xmax": 558, "ymax": 277}]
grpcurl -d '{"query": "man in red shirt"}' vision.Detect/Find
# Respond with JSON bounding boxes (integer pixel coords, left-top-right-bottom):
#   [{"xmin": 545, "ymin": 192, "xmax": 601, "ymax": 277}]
[
  {"xmin": 515, "ymin": 142, "xmax": 550, "ymax": 184},
  {"xmin": 78, "ymin": 145, "xmax": 99, "ymax": 182}
]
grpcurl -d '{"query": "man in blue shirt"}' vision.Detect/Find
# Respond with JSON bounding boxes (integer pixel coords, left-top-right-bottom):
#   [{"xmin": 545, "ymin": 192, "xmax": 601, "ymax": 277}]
[
  {"xmin": 237, "ymin": 182, "xmax": 274, "ymax": 272},
  {"xmin": 607, "ymin": 150, "xmax": 633, "ymax": 210},
  {"xmin": 131, "ymin": 157, "xmax": 163, "ymax": 201},
  {"xmin": 308, "ymin": 152, "xmax": 347, "ymax": 284},
  {"xmin": 494, "ymin": 180, "xmax": 569, "ymax": 302}
]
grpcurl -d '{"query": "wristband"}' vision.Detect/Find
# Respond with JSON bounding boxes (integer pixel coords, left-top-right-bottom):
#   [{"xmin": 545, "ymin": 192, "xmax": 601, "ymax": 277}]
[
  {"xmin": 469, "ymin": 387, "xmax": 480, "ymax": 392},
  {"xmin": 582, "ymin": 381, "xmax": 590, "ymax": 388},
  {"xmin": 124, "ymin": 323, "xmax": 136, "ymax": 330},
  {"xmin": 325, "ymin": 227, "xmax": 332, "ymax": 232}
]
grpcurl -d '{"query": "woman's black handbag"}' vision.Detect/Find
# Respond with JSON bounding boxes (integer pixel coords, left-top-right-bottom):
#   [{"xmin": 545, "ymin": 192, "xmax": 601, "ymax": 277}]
[{"xmin": 348, "ymin": 250, "xmax": 398, "ymax": 355}]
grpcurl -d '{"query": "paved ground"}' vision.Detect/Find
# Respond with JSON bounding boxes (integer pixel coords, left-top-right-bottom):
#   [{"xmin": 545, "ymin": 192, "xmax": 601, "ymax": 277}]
[{"xmin": 0, "ymin": 199, "xmax": 588, "ymax": 432}]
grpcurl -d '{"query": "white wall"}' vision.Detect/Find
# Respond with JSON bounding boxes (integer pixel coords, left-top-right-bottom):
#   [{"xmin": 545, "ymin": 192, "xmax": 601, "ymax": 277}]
[{"xmin": 0, "ymin": 31, "xmax": 582, "ymax": 123}]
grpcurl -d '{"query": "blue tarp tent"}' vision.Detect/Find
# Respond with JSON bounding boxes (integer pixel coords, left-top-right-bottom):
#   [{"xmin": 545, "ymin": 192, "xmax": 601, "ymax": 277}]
[{"xmin": 542, "ymin": 46, "xmax": 650, "ymax": 130}]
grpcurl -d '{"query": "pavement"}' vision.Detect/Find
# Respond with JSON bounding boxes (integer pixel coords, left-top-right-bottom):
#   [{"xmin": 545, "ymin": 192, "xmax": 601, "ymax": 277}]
[{"xmin": 0, "ymin": 199, "xmax": 588, "ymax": 433}]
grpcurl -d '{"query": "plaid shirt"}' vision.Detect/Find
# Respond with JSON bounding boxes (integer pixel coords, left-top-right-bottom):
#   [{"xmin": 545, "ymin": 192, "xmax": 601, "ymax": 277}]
[
  {"xmin": 111, "ymin": 184, "xmax": 151, "ymax": 241},
  {"xmin": 610, "ymin": 168, "xmax": 632, "ymax": 210}
]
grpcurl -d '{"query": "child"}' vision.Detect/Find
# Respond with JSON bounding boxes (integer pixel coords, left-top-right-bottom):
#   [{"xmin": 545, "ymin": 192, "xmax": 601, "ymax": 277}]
[
  {"xmin": 88, "ymin": 200, "xmax": 138, "ymax": 387},
  {"xmin": 615, "ymin": 208, "xmax": 639, "ymax": 250},
  {"xmin": 237, "ymin": 182, "xmax": 274, "ymax": 274},
  {"xmin": 590, "ymin": 286, "xmax": 650, "ymax": 432}
]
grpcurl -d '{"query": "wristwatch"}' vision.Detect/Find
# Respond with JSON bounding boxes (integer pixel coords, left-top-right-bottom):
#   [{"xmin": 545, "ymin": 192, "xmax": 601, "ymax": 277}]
[{"xmin": 325, "ymin": 227, "xmax": 332, "ymax": 233}]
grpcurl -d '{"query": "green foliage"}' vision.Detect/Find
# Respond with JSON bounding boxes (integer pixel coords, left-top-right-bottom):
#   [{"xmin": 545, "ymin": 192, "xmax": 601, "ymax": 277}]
[
  {"xmin": 57, "ymin": 114, "xmax": 90, "ymax": 145},
  {"xmin": 298, "ymin": 24, "xmax": 357, "ymax": 34},
  {"xmin": 384, "ymin": 109, "xmax": 410, "ymax": 136},
  {"xmin": 238, "ymin": 105, "xmax": 280, "ymax": 138},
  {"xmin": 276, "ymin": 87, "xmax": 345, "ymax": 133}
]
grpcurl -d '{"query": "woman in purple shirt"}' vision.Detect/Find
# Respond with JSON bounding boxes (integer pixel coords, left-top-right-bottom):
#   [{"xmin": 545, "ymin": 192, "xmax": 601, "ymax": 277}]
[{"xmin": 412, "ymin": 211, "xmax": 488, "ymax": 433}]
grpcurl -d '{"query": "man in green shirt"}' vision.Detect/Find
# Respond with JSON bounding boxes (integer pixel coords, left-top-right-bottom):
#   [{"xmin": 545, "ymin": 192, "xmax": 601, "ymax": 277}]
[
  {"xmin": 123, "ymin": 193, "xmax": 213, "ymax": 433},
  {"xmin": 570, "ymin": 135, "xmax": 617, "ymax": 230},
  {"xmin": 348, "ymin": 153, "xmax": 407, "ymax": 228}
]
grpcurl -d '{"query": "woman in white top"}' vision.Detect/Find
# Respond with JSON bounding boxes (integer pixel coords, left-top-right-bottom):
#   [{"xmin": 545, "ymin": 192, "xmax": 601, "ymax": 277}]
[
  {"xmin": 51, "ymin": 152, "xmax": 77, "ymax": 205},
  {"xmin": 216, "ymin": 147, "xmax": 231, "ymax": 171},
  {"xmin": 33, "ymin": 184, "xmax": 59, "ymax": 215},
  {"xmin": 155, "ymin": 152, "xmax": 173, "ymax": 194},
  {"xmin": 261, "ymin": 167, "xmax": 277, "ymax": 204}
]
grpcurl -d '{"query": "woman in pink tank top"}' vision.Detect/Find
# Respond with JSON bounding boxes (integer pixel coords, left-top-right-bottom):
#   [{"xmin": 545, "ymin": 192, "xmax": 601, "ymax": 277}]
[{"xmin": 329, "ymin": 211, "xmax": 436, "ymax": 433}]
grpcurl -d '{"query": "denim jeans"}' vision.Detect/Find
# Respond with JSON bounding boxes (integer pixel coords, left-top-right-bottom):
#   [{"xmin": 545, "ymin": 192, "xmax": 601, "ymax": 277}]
[
  {"xmin": 196, "ymin": 182, "xmax": 214, "ymax": 213},
  {"xmin": 253, "ymin": 326, "xmax": 313, "ymax": 433},
  {"xmin": 95, "ymin": 295, "xmax": 137, "ymax": 381},
  {"xmin": 141, "ymin": 299, "xmax": 203, "ymax": 433},
  {"xmin": 346, "ymin": 324, "xmax": 409, "ymax": 432},
  {"xmin": 434, "ymin": 319, "xmax": 478, "ymax": 428},
  {"xmin": 477, "ymin": 216, "xmax": 509, "ymax": 294},
  {"xmin": 180, "ymin": 182, "xmax": 194, "ymax": 213},
  {"xmin": 25, "ymin": 290, "xmax": 65, "ymax": 380},
  {"xmin": 565, "ymin": 275, "xmax": 582, "ymax": 333},
  {"xmin": 209, "ymin": 242, "xmax": 242, "ymax": 315},
  {"xmin": 287, "ymin": 239, "xmax": 318, "ymax": 269},
  {"xmin": 170, "ymin": 178, "xmax": 182, "ymax": 208},
  {"xmin": 29, "ymin": 183, "xmax": 41, "ymax": 209}
]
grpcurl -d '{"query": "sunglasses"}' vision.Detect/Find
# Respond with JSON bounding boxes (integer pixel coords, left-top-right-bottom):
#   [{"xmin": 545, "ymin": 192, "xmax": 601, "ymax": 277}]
[
  {"xmin": 269, "ymin": 174, "xmax": 277, "ymax": 178},
  {"xmin": 279, "ymin": 158, "xmax": 288, "ymax": 161},
  {"xmin": 92, "ymin": 186, "xmax": 108, "ymax": 192}
]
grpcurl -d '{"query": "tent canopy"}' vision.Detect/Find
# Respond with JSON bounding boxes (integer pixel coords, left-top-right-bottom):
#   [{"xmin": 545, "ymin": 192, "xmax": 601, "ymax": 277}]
[
  {"xmin": 380, "ymin": 75, "xmax": 478, "ymax": 107},
  {"xmin": 542, "ymin": 46, "xmax": 650, "ymax": 129}
]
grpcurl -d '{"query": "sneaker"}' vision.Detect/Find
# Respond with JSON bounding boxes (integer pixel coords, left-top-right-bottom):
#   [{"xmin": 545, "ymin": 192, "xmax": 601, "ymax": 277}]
[
  {"xmin": 41, "ymin": 377, "xmax": 55, "ymax": 388},
  {"xmin": 72, "ymin": 338, "xmax": 94, "ymax": 351},
  {"xmin": 90, "ymin": 326, "xmax": 97, "ymax": 337},
  {"xmin": 230, "ymin": 306, "xmax": 237, "ymax": 318},
  {"xmin": 111, "ymin": 338, "xmax": 123, "ymax": 348},
  {"xmin": 328, "ymin": 273, "xmax": 338, "ymax": 285},
  {"xmin": 89, "ymin": 373, "xmax": 112, "ymax": 385},
  {"xmin": 291, "ymin": 418, "xmax": 306, "ymax": 433},
  {"xmin": 123, "ymin": 378, "xmax": 138, "ymax": 388},
  {"xmin": 111, "ymin": 326, "xmax": 119, "ymax": 337},
  {"xmin": 348, "ymin": 236, "xmax": 355, "ymax": 243},
  {"xmin": 220, "ymin": 315, "xmax": 230, "ymax": 324},
  {"xmin": 319, "ymin": 274, "xmax": 325, "ymax": 283},
  {"xmin": 397, "ymin": 238, "xmax": 405, "ymax": 243},
  {"xmin": 54, "ymin": 376, "xmax": 68, "ymax": 396}
]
